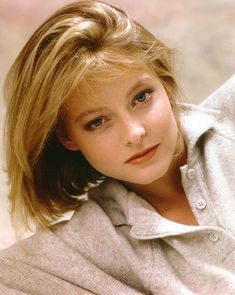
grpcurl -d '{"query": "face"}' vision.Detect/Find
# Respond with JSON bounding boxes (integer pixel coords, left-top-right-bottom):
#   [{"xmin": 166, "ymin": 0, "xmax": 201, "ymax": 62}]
[{"xmin": 59, "ymin": 65, "xmax": 179, "ymax": 185}]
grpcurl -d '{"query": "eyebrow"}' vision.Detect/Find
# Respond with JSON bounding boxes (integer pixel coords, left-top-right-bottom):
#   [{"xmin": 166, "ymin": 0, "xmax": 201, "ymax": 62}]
[
  {"xmin": 75, "ymin": 107, "xmax": 107, "ymax": 122},
  {"xmin": 126, "ymin": 77, "xmax": 150, "ymax": 97},
  {"xmin": 76, "ymin": 76, "xmax": 152, "ymax": 122}
]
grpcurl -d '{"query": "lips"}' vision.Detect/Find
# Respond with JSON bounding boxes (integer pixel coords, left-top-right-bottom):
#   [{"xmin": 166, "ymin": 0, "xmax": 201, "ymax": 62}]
[{"xmin": 125, "ymin": 144, "xmax": 159, "ymax": 164}]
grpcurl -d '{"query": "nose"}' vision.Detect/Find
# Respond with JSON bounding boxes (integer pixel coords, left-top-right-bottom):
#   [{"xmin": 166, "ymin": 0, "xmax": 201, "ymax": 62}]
[{"xmin": 120, "ymin": 117, "xmax": 146, "ymax": 146}]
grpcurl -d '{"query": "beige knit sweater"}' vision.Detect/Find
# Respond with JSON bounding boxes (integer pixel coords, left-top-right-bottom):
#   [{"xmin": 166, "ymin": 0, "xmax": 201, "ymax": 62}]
[{"xmin": 0, "ymin": 74, "xmax": 235, "ymax": 294}]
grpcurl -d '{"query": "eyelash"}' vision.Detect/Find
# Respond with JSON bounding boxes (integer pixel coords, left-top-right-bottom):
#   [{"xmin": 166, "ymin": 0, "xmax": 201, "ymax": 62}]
[
  {"xmin": 133, "ymin": 89, "xmax": 153, "ymax": 106},
  {"xmin": 85, "ymin": 89, "xmax": 153, "ymax": 130},
  {"xmin": 85, "ymin": 117, "xmax": 107, "ymax": 130}
]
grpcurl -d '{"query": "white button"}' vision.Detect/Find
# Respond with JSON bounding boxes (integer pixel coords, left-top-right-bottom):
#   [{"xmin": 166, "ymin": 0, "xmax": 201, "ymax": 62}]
[
  {"xmin": 187, "ymin": 169, "xmax": 196, "ymax": 180},
  {"xmin": 209, "ymin": 233, "xmax": 219, "ymax": 242},
  {"xmin": 196, "ymin": 199, "xmax": 207, "ymax": 210}
]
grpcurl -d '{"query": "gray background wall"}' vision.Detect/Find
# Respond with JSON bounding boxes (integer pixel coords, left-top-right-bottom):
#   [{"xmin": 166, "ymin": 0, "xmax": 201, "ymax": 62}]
[{"xmin": 0, "ymin": 0, "xmax": 234, "ymax": 249}]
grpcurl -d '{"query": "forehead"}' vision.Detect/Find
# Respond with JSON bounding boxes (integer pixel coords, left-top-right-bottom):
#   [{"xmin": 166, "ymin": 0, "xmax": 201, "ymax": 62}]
[
  {"xmin": 76, "ymin": 64, "xmax": 156, "ymax": 97},
  {"xmin": 62, "ymin": 63, "xmax": 161, "ymax": 120}
]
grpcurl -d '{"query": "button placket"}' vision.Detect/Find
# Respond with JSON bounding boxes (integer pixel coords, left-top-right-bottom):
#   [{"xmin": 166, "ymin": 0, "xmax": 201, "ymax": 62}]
[{"xmin": 182, "ymin": 163, "xmax": 222, "ymax": 227}]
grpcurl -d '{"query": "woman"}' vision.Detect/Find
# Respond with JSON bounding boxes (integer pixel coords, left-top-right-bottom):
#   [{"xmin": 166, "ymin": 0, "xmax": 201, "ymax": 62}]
[{"xmin": 1, "ymin": 1, "xmax": 235, "ymax": 294}]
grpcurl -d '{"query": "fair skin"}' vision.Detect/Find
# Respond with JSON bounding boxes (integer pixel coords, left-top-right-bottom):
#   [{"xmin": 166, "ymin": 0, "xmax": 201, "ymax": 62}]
[{"xmin": 58, "ymin": 65, "xmax": 197, "ymax": 225}]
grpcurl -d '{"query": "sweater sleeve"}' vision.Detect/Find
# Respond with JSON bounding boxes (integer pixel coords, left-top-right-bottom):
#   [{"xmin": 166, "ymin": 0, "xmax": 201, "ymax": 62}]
[
  {"xmin": 0, "ymin": 284, "xmax": 28, "ymax": 295},
  {"xmin": 0, "ymin": 232, "xmax": 97, "ymax": 295},
  {"xmin": 0, "ymin": 202, "xmax": 146, "ymax": 295}
]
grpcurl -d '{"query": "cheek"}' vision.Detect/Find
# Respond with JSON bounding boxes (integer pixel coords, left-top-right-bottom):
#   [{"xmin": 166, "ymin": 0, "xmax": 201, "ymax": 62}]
[
  {"xmin": 147, "ymin": 101, "xmax": 177, "ymax": 136},
  {"xmin": 165, "ymin": 109, "xmax": 178, "ymax": 143},
  {"xmin": 80, "ymin": 142, "xmax": 119, "ymax": 177},
  {"xmin": 78, "ymin": 135, "xmax": 116, "ymax": 165}
]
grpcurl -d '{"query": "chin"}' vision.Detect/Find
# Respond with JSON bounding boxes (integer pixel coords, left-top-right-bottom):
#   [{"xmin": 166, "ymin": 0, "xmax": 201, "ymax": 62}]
[{"xmin": 122, "ymin": 166, "xmax": 170, "ymax": 185}]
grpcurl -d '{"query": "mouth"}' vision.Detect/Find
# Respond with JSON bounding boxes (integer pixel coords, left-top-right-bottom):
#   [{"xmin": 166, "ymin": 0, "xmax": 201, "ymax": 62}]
[{"xmin": 125, "ymin": 144, "xmax": 159, "ymax": 165}]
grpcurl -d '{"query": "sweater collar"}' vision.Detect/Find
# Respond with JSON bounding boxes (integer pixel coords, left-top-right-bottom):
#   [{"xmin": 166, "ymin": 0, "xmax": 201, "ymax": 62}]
[
  {"xmin": 179, "ymin": 102, "xmax": 220, "ymax": 165},
  {"xmin": 90, "ymin": 103, "xmax": 220, "ymax": 239},
  {"xmin": 95, "ymin": 179, "xmax": 204, "ymax": 239}
]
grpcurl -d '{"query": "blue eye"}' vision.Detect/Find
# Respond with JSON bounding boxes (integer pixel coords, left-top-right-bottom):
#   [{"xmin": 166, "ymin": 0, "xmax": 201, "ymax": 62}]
[
  {"xmin": 134, "ymin": 90, "xmax": 152, "ymax": 104},
  {"xmin": 86, "ymin": 117, "xmax": 105, "ymax": 130},
  {"xmin": 92, "ymin": 118, "xmax": 103, "ymax": 127}
]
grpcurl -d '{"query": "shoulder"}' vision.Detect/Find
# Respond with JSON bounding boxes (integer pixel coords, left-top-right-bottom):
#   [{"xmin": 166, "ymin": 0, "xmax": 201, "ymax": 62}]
[
  {"xmin": 178, "ymin": 75, "xmax": 235, "ymax": 156},
  {"xmin": 0, "ymin": 190, "xmax": 142, "ymax": 294},
  {"xmin": 199, "ymin": 74, "xmax": 235, "ymax": 119},
  {"xmin": 0, "ymin": 196, "xmax": 109, "ymax": 258},
  {"xmin": 0, "ymin": 199, "xmax": 108, "ymax": 294},
  {"xmin": 0, "ymin": 185, "xmax": 128, "ymax": 290},
  {"xmin": 180, "ymin": 75, "xmax": 235, "ymax": 143}
]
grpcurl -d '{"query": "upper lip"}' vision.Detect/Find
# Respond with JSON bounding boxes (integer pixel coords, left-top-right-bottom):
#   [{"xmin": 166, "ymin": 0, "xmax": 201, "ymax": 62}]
[{"xmin": 125, "ymin": 145, "xmax": 158, "ymax": 163}]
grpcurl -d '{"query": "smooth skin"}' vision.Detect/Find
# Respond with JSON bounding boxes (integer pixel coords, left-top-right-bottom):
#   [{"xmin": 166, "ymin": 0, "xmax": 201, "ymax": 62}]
[{"xmin": 58, "ymin": 65, "xmax": 198, "ymax": 226}]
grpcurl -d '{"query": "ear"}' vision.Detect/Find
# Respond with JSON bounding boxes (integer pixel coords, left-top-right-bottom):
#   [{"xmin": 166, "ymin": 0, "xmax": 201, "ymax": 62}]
[{"xmin": 55, "ymin": 127, "xmax": 80, "ymax": 151}]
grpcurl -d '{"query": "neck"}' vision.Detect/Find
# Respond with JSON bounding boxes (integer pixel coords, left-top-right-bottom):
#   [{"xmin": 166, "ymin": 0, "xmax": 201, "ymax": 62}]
[{"xmin": 122, "ymin": 142, "xmax": 199, "ymax": 226}]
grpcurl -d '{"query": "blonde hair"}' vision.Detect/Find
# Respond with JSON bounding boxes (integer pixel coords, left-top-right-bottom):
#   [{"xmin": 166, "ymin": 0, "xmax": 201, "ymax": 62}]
[{"xmin": 4, "ymin": 0, "xmax": 182, "ymax": 232}]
